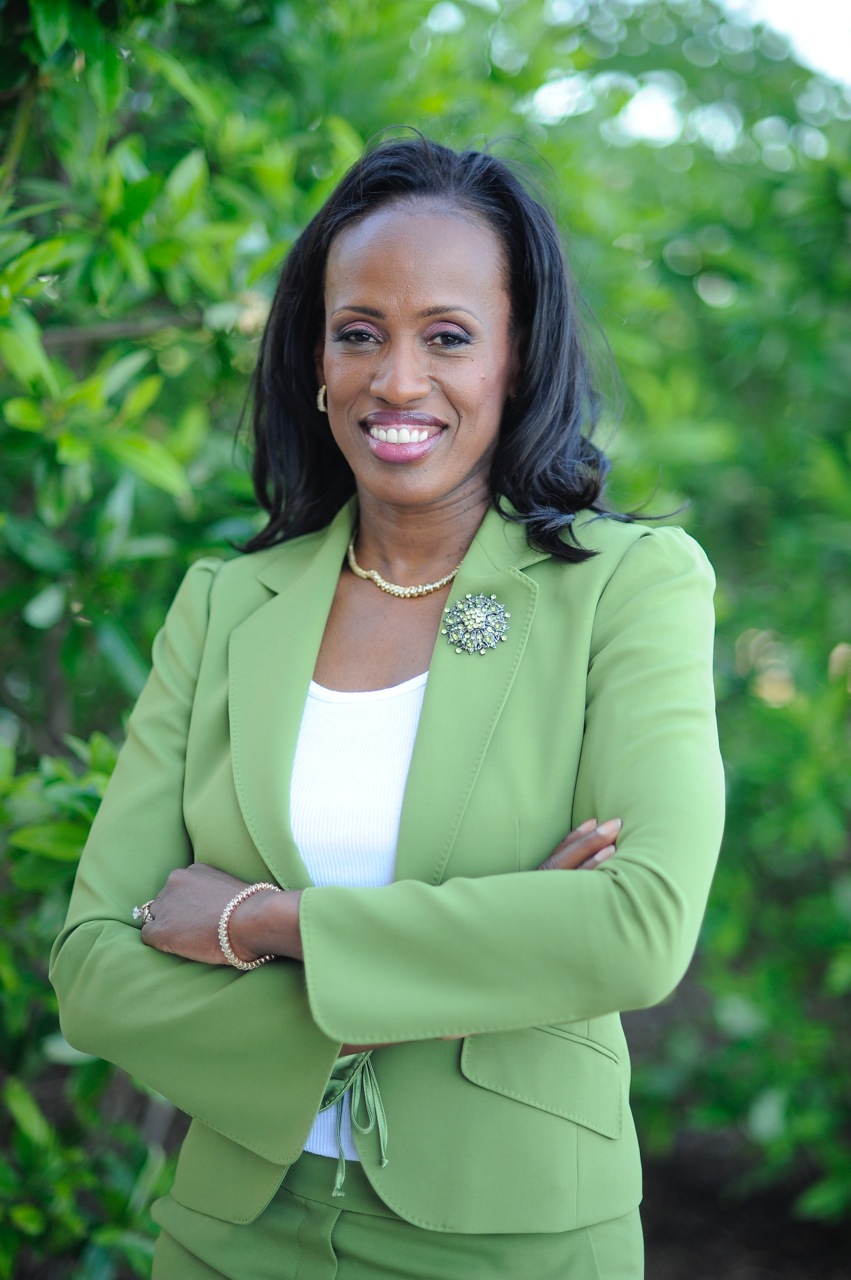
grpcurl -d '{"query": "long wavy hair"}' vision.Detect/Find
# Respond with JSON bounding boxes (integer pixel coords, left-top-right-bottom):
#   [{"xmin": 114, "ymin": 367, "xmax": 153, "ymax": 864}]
[{"xmin": 244, "ymin": 134, "xmax": 621, "ymax": 562}]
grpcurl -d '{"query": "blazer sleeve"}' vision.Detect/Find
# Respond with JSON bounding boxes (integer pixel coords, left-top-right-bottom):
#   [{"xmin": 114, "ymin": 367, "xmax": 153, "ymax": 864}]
[
  {"xmin": 49, "ymin": 559, "xmax": 340, "ymax": 1163},
  {"xmin": 299, "ymin": 526, "xmax": 726, "ymax": 1044}
]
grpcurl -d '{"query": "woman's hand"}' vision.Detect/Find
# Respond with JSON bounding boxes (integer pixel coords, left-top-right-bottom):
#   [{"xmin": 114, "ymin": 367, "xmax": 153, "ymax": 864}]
[
  {"xmin": 139, "ymin": 863, "xmax": 302, "ymax": 966},
  {"xmin": 537, "ymin": 817, "xmax": 622, "ymax": 872}
]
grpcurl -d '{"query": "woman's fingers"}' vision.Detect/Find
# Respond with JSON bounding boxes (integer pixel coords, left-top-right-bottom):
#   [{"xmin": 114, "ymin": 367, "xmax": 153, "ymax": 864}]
[
  {"xmin": 139, "ymin": 863, "xmax": 253, "ymax": 964},
  {"xmin": 538, "ymin": 818, "xmax": 622, "ymax": 871},
  {"xmin": 575, "ymin": 843, "xmax": 616, "ymax": 870}
]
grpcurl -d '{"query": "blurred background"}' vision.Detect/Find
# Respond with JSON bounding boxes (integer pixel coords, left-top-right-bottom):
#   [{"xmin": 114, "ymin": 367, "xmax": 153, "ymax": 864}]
[{"xmin": 1, "ymin": 1, "xmax": 849, "ymax": 1275}]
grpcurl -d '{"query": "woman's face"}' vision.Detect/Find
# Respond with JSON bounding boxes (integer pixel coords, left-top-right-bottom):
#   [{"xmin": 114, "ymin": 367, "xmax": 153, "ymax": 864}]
[{"xmin": 316, "ymin": 202, "xmax": 520, "ymax": 516}]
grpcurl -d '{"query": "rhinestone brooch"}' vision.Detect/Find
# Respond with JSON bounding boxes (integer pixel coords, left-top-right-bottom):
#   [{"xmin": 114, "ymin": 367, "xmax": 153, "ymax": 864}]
[{"xmin": 442, "ymin": 593, "xmax": 510, "ymax": 655}]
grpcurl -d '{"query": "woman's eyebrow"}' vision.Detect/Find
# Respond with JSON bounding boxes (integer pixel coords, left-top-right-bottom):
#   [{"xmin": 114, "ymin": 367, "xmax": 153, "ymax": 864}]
[{"xmin": 330, "ymin": 304, "xmax": 479, "ymax": 320}]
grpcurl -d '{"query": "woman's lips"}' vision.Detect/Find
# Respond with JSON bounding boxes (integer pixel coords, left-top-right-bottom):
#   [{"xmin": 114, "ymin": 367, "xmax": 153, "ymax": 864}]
[{"xmin": 361, "ymin": 412, "xmax": 446, "ymax": 462}]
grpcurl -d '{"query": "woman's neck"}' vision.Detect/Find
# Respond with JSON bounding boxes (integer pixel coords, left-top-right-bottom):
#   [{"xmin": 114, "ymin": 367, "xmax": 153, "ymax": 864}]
[{"xmin": 352, "ymin": 489, "xmax": 491, "ymax": 585}]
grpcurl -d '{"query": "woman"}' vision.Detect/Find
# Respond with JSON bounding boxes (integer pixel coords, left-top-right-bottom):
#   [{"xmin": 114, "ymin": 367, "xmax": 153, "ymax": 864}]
[{"xmin": 50, "ymin": 136, "xmax": 724, "ymax": 1278}]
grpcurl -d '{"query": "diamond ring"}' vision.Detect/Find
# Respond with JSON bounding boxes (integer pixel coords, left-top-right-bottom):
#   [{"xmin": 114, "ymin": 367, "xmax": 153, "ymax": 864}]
[{"xmin": 132, "ymin": 900, "xmax": 155, "ymax": 925}]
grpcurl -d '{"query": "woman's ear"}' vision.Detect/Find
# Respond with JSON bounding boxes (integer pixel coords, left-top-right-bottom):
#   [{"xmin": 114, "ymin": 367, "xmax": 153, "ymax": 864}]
[{"xmin": 314, "ymin": 338, "xmax": 325, "ymax": 387}]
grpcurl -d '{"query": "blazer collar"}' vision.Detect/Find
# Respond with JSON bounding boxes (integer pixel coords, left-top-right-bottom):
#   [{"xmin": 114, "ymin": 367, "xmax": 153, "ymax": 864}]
[
  {"xmin": 229, "ymin": 500, "xmax": 549, "ymax": 889},
  {"xmin": 251, "ymin": 498, "xmax": 550, "ymax": 594}
]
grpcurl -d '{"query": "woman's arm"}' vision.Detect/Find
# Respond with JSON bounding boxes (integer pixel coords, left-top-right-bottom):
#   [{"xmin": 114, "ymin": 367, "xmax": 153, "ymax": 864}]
[
  {"xmin": 294, "ymin": 527, "xmax": 725, "ymax": 1045},
  {"xmin": 48, "ymin": 561, "xmax": 341, "ymax": 1163},
  {"xmin": 138, "ymin": 815, "xmax": 620, "ymax": 966}
]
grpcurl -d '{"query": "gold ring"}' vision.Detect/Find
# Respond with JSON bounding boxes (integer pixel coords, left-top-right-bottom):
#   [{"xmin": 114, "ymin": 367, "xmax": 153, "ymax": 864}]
[{"xmin": 132, "ymin": 900, "xmax": 155, "ymax": 924}]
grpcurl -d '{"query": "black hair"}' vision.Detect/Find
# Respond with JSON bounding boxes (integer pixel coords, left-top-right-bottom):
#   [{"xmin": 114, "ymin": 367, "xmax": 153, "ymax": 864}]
[{"xmin": 244, "ymin": 133, "xmax": 622, "ymax": 561}]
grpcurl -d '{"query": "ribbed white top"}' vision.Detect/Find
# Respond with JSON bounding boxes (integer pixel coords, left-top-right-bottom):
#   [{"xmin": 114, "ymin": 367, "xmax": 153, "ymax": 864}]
[{"xmin": 291, "ymin": 672, "xmax": 427, "ymax": 1161}]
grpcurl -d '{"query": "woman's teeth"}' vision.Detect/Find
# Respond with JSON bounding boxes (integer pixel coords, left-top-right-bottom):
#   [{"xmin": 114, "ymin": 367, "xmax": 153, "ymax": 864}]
[{"xmin": 368, "ymin": 426, "xmax": 433, "ymax": 444}]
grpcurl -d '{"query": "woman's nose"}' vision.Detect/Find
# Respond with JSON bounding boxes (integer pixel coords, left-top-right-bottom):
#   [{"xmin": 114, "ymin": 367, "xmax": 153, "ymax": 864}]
[{"xmin": 369, "ymin": 342, "xmax": 431, "ymax": 403}]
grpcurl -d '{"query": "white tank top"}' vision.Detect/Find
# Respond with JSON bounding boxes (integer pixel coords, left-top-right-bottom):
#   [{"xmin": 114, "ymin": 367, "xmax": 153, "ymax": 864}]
[{"xmin": 290, "ymin": 672, "xmax": 427, "ymax": 1160}]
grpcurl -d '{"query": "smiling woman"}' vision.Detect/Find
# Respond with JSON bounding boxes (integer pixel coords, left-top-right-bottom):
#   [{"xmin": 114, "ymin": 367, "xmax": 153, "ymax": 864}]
[
  {"xmin": 50, "ymin": 134, "xmax": 724, "ymax": 1279},
  {"xmin": 319, "ymin": 205, "xmax": 518, "ymax": 508}
]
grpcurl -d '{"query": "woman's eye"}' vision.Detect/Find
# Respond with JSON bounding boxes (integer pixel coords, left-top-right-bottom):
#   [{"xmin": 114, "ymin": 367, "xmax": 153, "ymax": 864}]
[
  {"xmin": 335, "ymin": 327, "xmax": 380, "ymax": 345},
  {"xmin": 429, "ymin": 329, "xmax": 470, "ymax": 348}
]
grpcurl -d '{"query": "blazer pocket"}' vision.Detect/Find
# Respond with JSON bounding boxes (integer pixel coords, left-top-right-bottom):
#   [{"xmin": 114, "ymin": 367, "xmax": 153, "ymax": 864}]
[{"xmin": 460, "ymin": 1026, "xmax": 623, "ymax": 1140}]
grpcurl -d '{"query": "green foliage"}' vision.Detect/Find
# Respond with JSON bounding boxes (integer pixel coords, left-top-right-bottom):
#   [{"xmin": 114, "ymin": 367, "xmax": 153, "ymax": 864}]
[
  {"xmin": 0, "ymin": 734, "xmax": 175, "ymax": 1277},
  {"xmin": 1, "ymin": 0, "xmax": 850, "ymax": 1268}
]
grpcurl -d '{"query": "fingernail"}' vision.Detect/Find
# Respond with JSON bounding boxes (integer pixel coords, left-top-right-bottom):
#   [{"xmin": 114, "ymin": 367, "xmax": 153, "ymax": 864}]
[
  {"xmin": 592, "ymin": 845, "xmax": 616, "ymax": 864},
  {"xmin": 577, "ymin": 818, "xmax": 597, "ymax": 834},
  {"xmin": 596, "ymin": 818, "xmax": 622, "ymax": 838}
]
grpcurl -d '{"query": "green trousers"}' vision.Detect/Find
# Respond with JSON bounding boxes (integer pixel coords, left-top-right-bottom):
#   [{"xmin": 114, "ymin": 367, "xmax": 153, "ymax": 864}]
[{"xmin": 152, "ymin": 1152, "xmax": 644, "ymax": 1279}]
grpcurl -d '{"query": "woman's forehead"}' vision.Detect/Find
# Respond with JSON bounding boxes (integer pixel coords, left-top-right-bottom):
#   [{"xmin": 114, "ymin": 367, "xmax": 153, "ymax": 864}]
[{"xmin": 326, "ymin": 203, "xmax": 510, "ymax": 295}]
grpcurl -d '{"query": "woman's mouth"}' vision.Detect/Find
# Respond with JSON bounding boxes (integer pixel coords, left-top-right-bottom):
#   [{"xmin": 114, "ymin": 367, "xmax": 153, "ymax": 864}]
[{"xmin": 361, "ymin": 412, "xmax": 446, "ymax": 462}]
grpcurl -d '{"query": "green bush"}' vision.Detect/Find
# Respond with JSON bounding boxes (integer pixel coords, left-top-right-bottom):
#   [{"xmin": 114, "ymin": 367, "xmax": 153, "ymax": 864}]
[
  {"xmin": 1, "ymin": 0, "xmax": 849, "ymax": 1271},
  {"xmin": 0, "ymin": 733, "xmax": 177, "ymax": 1278}
]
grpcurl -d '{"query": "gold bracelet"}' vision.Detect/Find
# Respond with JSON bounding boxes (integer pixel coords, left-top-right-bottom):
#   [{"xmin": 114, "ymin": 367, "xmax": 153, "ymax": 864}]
[{"xmin": 218, "ymin": 882, "xmax": 282, "ymax": 971}]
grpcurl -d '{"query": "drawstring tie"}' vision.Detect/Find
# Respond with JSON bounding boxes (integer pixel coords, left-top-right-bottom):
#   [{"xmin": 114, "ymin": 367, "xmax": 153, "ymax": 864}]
[{"xmin": 318, "ymin": 1051, "xmax": 388, "ymax": 1198}]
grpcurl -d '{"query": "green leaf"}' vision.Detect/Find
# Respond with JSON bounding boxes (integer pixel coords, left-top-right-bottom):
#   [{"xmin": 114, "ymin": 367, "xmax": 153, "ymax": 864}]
[
  {"xmin": 101, "ymin": 351, "xmax": 152, "ymax": 399},
  {"xmin": 3, "ymin": 516, "xmax": 72, "ymax": 573},
  {"xmin": 68, "ymin": 0, "xmax": 105, "ymax": 58},
  {"xmin": 56, "ymin": 432, "xmax": 94, "ymax": 466},
  {"xmin": 170, "ymin": 403, "xmax": 209, "ymax": 462},
  {"xmin": 109, "ymin": 228, "xmax": 152, "ymax": 291},
  {"xmin": 88, "ymin": 730, "xmax": 119, "ymax": 775},
  {"xmin": 0, "ymin": 237, "xmax": 83, "ymax": 295},
  {"xmin": 91, "ymin": 251, "xmax": 123, "ymax": 308},
  {"xmin": 30, "ymin": 0, "xmax": 71, "ymax": 57},
  {"xmin": 0, "ymin": 307, "xmax": 60, "ymax": 396},
  {"xmin": 2, "ymin": 397, "xmax": 46, "ymax": 430},
  {"xmin": 746, "ymin": 1087, "xmax": 788, "ymax": 1144},
  {"xmin": 203, "ymin": 301, "xmax": 242, "ymax": 331},
  {"xmin": 825, "ymin": 945, "xmax": 851, "ymax": 996},
  {"xmin": 0, "ymin": 1157, "xmax": 18, "ymax": 1196},
  {"xmin": 795, "ymin": 1175, "xmax": 851, "ymax": 1220},
  {"xmin": 0, "ymin": 941, "xmax": 21, "ymax": 995},
  {"xmin": 95, "ymin": 619, "xmax": 149, "ymax": 697},
  {"xmin": 9, "ymin": 1204, "xmax": 46, "ymax": 1236},
  {"xmin": 8, "ymin": 820, "xmax": 88, "ymax": 860},
  {"xmin": 0, "ymin": 230, "xmax": 34, "ymax": 268},
  {"xmin": 88, "ymin": 41, "xmax": 129, "ymax": 116},
  {"xmin": 164, "ymin": 149, "xmax": 209, "ymax": 220},
  {"xmin": 115, "ymin": 174, "xmax": 164, "ymax": 230},
  {"xmin": 102, "ymin": 433, "xmax": 191, "ymax": 497},
  {"xmin": 121, "ymin": 374, "xmax": 164, "ymax": 420},
  {"xmin": 122, "ymin": 535, "xmax": 177, "ymax": 559},
  {"xmin": 136, "ymin": 43, "xmax": 219, "ymax": 128},
  {"xmin": 3, "ymin": 1078, "xmax": 53, "ymax": 1146},
  {"xmin": 23, "ymin": 583, "xmax": 66, "ymax": 629},
  {"xmin": 96, "ymin": 471, "xmax": 135, "ymax": 563},
  {"xmin": 0, "ymin": 200, "xmax": 66, "ymax": 229}
]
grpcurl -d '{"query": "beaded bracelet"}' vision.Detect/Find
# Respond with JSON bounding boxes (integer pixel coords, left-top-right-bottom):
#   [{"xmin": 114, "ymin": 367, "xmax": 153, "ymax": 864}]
[{"xmin": 218, "ymin": 882, "xmax": 283, "ymax": 971}]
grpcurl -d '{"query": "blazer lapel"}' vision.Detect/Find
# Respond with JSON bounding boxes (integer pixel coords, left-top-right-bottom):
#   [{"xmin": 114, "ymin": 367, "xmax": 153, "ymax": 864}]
[
  {"xmin": 228, "ymin": 500, "xmax": 548, "ymax": 891},
  {"xmin": 393, "ymin": 507, "xmax": 547, "ymax": 885},
  {"xmin": 228, "ymin": 503, "xmax": 356, "ymax": 889}
]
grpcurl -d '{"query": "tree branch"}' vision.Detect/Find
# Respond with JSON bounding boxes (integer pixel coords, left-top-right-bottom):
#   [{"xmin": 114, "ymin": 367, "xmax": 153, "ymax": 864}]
[{"xmin": 41, "ymin": 312, "xmax": 204, "ymax": 349}]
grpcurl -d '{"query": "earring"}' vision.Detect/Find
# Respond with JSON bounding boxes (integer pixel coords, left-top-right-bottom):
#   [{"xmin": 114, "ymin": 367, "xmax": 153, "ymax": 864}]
[{"xmin": 316, "ymin": 384, "xmax": 327, "ymax": 413}]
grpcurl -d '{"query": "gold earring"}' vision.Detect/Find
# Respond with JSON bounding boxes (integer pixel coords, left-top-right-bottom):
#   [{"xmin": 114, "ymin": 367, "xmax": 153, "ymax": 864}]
[{"xmin": 316, "ymin": 384, "xmax": 327, "ymax": 413}]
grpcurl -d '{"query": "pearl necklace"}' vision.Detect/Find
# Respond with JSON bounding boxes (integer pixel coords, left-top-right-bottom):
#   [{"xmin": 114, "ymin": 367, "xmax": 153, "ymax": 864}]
[{"xmin": 346, "ymin": 538, "xmax": 461, "ymax": 599}]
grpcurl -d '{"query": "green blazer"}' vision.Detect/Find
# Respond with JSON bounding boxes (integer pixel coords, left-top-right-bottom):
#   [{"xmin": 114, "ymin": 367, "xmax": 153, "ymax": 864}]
[{"xmin": 50, "ymin": 500, "xmax": 724, "ymax": 1235}]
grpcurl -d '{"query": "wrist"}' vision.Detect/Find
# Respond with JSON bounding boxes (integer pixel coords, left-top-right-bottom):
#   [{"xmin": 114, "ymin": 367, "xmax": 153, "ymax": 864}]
[{"xmin": 229, "ymin": 888, "xmax": 303, "ymax": 962}]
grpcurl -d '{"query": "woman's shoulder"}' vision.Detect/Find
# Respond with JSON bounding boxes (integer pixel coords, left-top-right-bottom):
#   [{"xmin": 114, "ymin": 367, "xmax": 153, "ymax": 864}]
[
  {"xmin": 524, "ymin": 513, "xmax": 716, "ymax": 612},
  {"xmin": 200, "ymin": 524, "xmax": 334, "ymax": 591},
  {"xmin": 553, "ymin": 514, "xmax": 716, "ymax": 623},
  {"xmin": 570, "ymin": 511, "xmax": 714, "ymax": 577}
]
